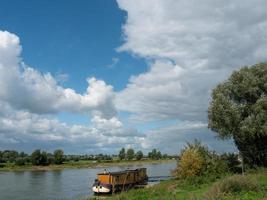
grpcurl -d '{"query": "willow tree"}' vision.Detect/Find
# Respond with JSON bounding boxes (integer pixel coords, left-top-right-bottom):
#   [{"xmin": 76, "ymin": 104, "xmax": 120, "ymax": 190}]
[{"xmin": 208, "ymin": 63, "xmax": 267, "ymax": 167}]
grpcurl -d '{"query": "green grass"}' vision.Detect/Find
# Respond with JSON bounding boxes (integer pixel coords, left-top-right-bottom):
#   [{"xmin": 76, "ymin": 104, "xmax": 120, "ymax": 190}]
[{"xmin": 90, "ymin": 169, "xmax": 267, "ymax": 200}]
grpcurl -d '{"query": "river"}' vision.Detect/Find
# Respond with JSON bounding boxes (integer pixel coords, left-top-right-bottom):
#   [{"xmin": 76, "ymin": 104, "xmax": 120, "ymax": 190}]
[{"xmin": 0, "ymin": 161, "xmax": 176, "ymax": 200}]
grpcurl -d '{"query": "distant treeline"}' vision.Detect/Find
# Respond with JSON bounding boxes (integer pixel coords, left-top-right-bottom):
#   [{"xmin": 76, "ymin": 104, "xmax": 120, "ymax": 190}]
[
  {"xmin": 0, "ymin": 149, "xmax": 65, "ymax": 166},
  {"xmin": 118, "ymin": 148, "xmax": 172, "ymax": 161},
  {"xmin": 0, "ymin": 148, "xmax": 175, "ymax": 167},
  {"xmin": 0, "ymin": 149, "xmax": 115, "ymax": 166}
]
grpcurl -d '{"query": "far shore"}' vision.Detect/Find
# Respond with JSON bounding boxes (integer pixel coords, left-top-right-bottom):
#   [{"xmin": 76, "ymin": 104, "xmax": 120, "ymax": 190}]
[{"xmin": 0, "ymin": 159, "xmax": 176, "ymax": 172}]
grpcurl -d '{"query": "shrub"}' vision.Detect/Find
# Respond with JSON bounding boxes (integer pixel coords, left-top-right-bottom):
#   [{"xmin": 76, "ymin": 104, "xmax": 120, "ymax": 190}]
[
  {"xmin": 175, "ymin": 140, "xmax": 228, "ymax": 181},
  {"xmin": 54, "ymin": 149, "xmax": 64, "ymax": 164},
  {"xmin": 220, "ymin": 153, "xmax": 241, "ymax": 173},
  {"xmin": 135, "ymin": 150, "xmax": 143, "ymax": 160},
  {"xmin": 126, "ymin": 148, "xmax": 135, "ymax": 160},
  {"xmin": 118, "ymin": 148, "xmax": 126, "ymax": 160},
  {"xmin": 15, "ymin": 157, "xmax": 26, "ymax": 166},
  {"xmin": 31, "ymin": 149, "xmax": 49, "ymax": 166},
  {"xmin": 204, "ymin": 175, "xmax": 260, "ymax": 200},
  {"xmin": 176, "ymin": 148, "xmax": 204, "ymax": 178}
]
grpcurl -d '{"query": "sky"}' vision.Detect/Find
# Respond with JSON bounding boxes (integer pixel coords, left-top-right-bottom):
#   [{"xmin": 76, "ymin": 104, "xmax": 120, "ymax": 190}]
[{"xmin": 0, "ymin": 0, "xmax": 266, "ymax": 154}]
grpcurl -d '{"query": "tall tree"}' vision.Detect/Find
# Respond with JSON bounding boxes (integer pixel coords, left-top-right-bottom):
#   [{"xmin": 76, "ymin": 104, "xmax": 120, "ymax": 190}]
[
  {"xmin": 135, "ymin": 150, "xmax": 143, "ymax": 160},
  {"xmin": 31, "ymin": 149, "xmax": 42, "ymax": 165},
  {"xmin": 126, "ymin": 148, "xmax": 135, "ymax": 160},
  {"xmin": 31, "ymin": 149, "xmax": 48, "ymax": 166},
  {"xmin": 208, "ymin": 63, "xmax": 267, "ymax": 167},
  {"xmin": 54, "ymin": 149, "xmax": 64, "ymax": 164},
  {"xmin": 0, "ymin": 151, "xmax": 3, "ymax": 163},
  {"xmin": 118, "ymin": 148, "xmax": 126, "ymax": 160},
  {"xmin": 148, "ymin": 149, "xmax": 162, "ymax": 160}
]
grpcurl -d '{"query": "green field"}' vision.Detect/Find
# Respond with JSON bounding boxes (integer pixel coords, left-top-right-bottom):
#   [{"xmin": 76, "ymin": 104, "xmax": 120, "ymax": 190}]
[{"xmin": 90, "ymin": 169, "xmax": 267, "ymax": 200}]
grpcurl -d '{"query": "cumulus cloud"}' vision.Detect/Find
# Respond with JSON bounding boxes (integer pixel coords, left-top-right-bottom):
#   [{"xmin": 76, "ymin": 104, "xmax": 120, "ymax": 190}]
[
  {"xmin": 142, "ymin": 121, "xmax": 236, "ymax": 154},
  {"xmin": 116, "ymin": 60, "xmax": 229, "ymax": 122},
  {"xmin": 115, "ymin": 0, "xmax": 267, "ymax": 152},
  {"xmin": 0, "ymin": 102, "xmax": 143, "ymax": 153},
  {"xmin": 0, "ymin": 30, "xmax": 142, "ymax": 152},
  {"xmin": 0, "ymin": 30, "xmax": 116, "ymax": 118},
  {"xmin": 116, "ymin": 0, "xmax": 267, "ymax": 122},
  {"xmin": 91, "ymin": 115, "xmax": 142, "ymax": 137},
  {"xmin": 117, "ymin": 0, "xmax": 267, "ymax": 69}
]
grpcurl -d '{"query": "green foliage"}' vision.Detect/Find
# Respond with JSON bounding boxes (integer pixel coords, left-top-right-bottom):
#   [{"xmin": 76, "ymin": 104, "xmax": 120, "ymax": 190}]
[
  {"xmin": 19, "ymin": 152, "xmax": 27, "ymax": 158},
  {"xmin": 118, "ymin": 148, "xmax": 126, "ymax": 160},
  {"xmin": 53, "ymin": 149, "xmax": 64, "ymax": 164},
  {"xmin": 47, "ymin": 153, "xmax": 54, "ymax": 164},
  {"xmin": 126, "ymin": 148, "xmax": 135, "ymax": 160},
  {"xmin": 208, "ymin": 63, "xmax": 267, "ymax": 167},
  {"xmin": 148, "ymin": 149, "xmax": 162, "ymax": 160},
  {"xmin": 220, "ymin": 153, "xmax": 241, "ymax": 173},
  {"xmin": 15, "ymin": 157, "xmax": 26, "ymax": 166},
  {"xmin": 176, "ymin": 140, "xmax": 227, "ymax": 181},
  {"xmin": 31, "ymin": 149, "xmax": 49, "ymax": 166},
  {"xmin": 0, "ymin": 151, "xmax": 2, "ymax": 163},
  {"xmin": 135, "ymin": 150, "xmax": 143, "ymax": 160},
  {"xmin": 1, "ymin": 150, "xmax": 19, "ymax": 163}
]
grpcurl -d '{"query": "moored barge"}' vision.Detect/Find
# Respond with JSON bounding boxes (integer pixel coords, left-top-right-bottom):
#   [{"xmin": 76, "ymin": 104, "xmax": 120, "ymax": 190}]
[{"xmin": 92, "ymin": 168, "xmax": 148, "ymax": 194}]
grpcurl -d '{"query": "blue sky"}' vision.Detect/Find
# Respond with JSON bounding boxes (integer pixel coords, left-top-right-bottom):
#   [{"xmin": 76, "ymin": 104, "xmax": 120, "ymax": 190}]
[
  {"xmin": 0, "ymin": 0, "xmax": 266, "ymax": 154},
  {"xmin": 0, "ymin": 0, "xmax": 147, "ymax": 92}
]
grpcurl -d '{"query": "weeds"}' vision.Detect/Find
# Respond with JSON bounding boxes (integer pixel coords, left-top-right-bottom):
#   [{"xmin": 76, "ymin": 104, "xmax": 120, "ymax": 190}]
[{"xmin": 204, "ymin": 175, "xmax": 260, "ymax": 200}]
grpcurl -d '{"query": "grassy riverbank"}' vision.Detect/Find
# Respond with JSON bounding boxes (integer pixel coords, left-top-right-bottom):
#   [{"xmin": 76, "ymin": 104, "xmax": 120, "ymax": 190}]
[
  {"xmin": 90, "ymin": 169, "xmax": 267, "ymax": 200},
  {"xmin": 0, "ymin": 159, "xmax": 175, "ymax": 171}
]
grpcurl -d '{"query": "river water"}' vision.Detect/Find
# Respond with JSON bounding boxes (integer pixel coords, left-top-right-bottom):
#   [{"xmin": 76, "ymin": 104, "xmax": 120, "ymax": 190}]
[{"xmin": 0, "ymin": 161, "xmax": 176, "ymax": 200}]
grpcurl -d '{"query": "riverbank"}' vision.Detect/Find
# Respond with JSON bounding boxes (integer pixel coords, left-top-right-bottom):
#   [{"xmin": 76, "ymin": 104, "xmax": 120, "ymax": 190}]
[
  {"xmin": 0, "ymin": 159, "xmax": 175, "ymax": 171},
  {"xmin": 89, "ymin": 169, "xmax": 267, "ymax": 200}
]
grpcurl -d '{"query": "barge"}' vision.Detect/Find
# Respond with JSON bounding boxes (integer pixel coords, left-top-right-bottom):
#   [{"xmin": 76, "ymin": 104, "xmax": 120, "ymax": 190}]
[{"xmin": 92, "ymin": 168, "xmax": 148, "ymax": 194}]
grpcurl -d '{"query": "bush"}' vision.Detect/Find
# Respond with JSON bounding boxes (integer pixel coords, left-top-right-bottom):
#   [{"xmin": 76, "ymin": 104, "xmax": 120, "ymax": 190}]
[
  {"xmin": 126, "ymin": 148, "xmax": 135, "ymax": 160},
  {"xmin": 31, "ymin": 149, "xmax": 49, "ymax": 166},
  {"xmin": 54, "ymin": 149, "xmax": 64, "ymax": 164},
  {"xmin": 135, "ymin": 150, "xmax": 143, "ymax": 160},
  {"xmin": 220, "ymin": 153, "xmax": 241, "ymax": 173},
  {"xmin": 15, "ymin": 157, "xmax": 26, "ymax": 166},
  {"xmin": 204, "ymin": 175, "xmax": 260, "ymax": 200},
  {"xmin": 176, "ymin": 148, "xmax": 204, "ymax": 178},
  {"xmin": 175, "ymin": 140, "xmax": 228, "ymax": 181}
]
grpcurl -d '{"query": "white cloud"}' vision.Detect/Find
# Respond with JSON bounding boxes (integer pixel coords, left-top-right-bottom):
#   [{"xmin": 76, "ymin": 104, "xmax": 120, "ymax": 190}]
[
  {"xmin": 0, "ymin": 30, "xmax": 116, "ymax": 118},
  {"xmin": 0, "ymin": 102, "xmax": 143, "ymax": 153},
  {"xmin": 141, "ymin": 121, "xmax": 236, "ymax": 154},
  {"xmin": 116, "ymin": 60, "xmax": 227, "ymax": 122},
  {"xmin": 115, "ymin": 0, "xmax": 267, "ymax": 152},
  {"xmin": 0, "ymin": 30, "xmax": 142, "ymax": 153},
  {"xmin": 117, "ymin": 0, "xmax": 267, "ymax": 69},
  {"xmin": 116, "ymin": 0, "xmax": 267, "ymax": 122}
]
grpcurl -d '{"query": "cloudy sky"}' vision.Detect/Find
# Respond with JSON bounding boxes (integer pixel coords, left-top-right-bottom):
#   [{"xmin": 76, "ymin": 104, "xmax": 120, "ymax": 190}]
[{"xmin": 0, "ymin": 0, "xmax": 266, "ymax": 154}]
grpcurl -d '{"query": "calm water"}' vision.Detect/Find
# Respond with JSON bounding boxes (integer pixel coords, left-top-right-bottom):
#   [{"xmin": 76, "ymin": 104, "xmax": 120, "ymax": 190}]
[{"xmin": 0, "ymin": 161, "xmax": 176, "ymax": 200}]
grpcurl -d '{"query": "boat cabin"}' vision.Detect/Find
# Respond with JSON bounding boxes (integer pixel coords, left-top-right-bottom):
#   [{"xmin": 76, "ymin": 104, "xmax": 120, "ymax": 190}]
[{"xmin": 92, "ymin": 168, "xmax": 147, "ymax": 194}]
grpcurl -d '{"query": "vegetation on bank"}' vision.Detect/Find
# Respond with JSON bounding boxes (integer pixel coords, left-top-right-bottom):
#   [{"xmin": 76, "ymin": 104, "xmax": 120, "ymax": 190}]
[
  {"xmin": 89, "ymin": 140, "xmax": 266, "ymax": 200},
  {"xmin": 90, "ymin": 169, "xmax": 267, "ymax": 200},
  {"xmin": 118, "ymin": 148, "xmax": 167, "ymax": 161},
  {"xmin": 0, "ymin": 147, "xmax": 174, "ymax": 171}
]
